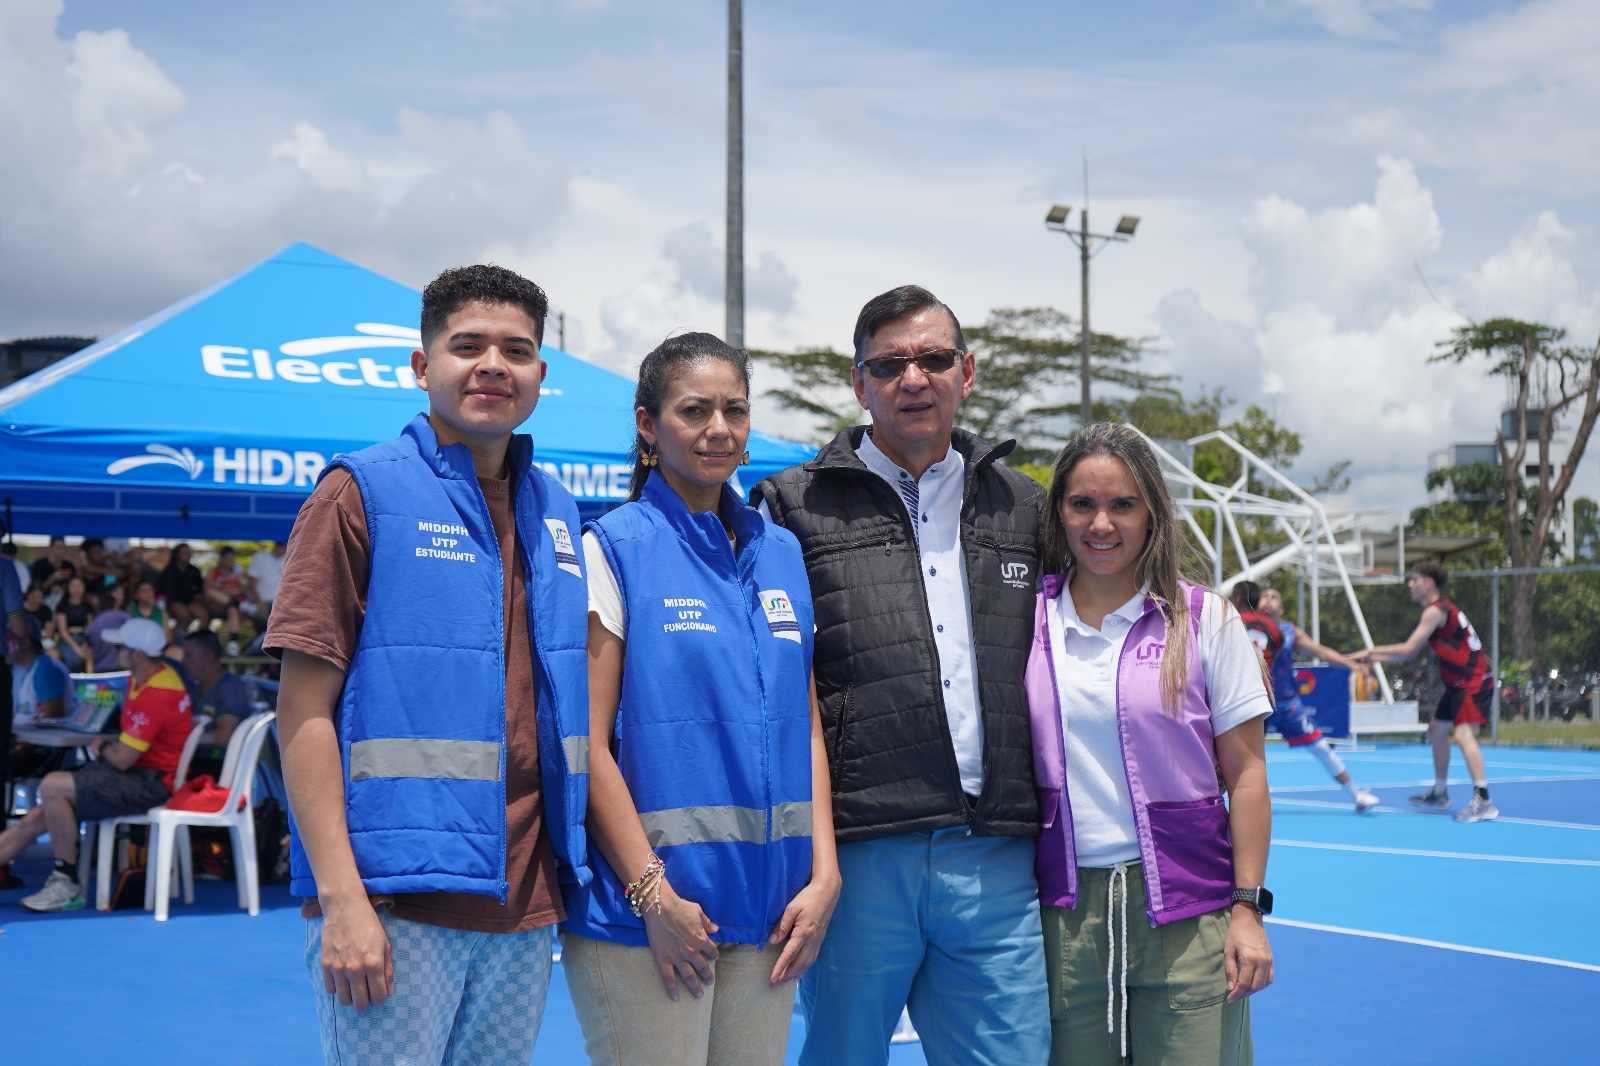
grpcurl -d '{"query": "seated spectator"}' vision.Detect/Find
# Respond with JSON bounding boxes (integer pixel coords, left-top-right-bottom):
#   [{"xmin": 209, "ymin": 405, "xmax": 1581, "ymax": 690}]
[
  {"xmin": 2, "ymin": 542, "xmax": 28, "ymax": 593},
  {"xmin": 182, "ymin": 631, "xmax": 251, "ymax": 780},
  {"xmin": 118, "ymin": 546, "xmax": 160, "ymax": 591},
  {"xmin": 157, "ymin": 542, "xmax": 209, "ymax": 634},
  {"xmin": 203, "ymin": 545, "xmax": 247, "ymax": 654},
  {"xmin": 10, "ymin": 615, "xmax": 74, "ymax": 726},
  {"xmin": 78, "ymin": 538, "xmax": 121, "ymax": 592},
  {"xmin": 23, "ymin": 584, "xmax": 54, "ymax": 640},
  {"xmin": 52, "ymin": 576, "xmax": 94, "ymax": 672},
  {"xmin": 30, "ymin": 536, "xmax": 75, "ymax": 602},
  {"xmin": 244, "ymin": 541, "xmax": 285, "ymax": 628},
  {"xmin": 84, "ymin": 585, "xmax": 130, "ymax": 672},
  {"xmin": 128, "ymin": 578, "xmax": 167, "ymax": 634},
  {"xmin": 0, "ymin": 617, "xmax": 192, "ymax": 910}
]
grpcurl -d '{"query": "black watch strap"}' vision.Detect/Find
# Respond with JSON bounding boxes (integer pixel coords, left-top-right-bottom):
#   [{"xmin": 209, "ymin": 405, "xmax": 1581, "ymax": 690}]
[{"xmin": 1231, "ymin": 887, "xmax": 1273, "ymax": 915}]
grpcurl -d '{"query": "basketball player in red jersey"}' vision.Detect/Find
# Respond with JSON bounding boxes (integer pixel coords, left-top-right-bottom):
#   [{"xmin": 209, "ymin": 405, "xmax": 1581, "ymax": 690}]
[{"xmin": 1352, "ymin": 560, "xmax": 1497, "ymax": 822}]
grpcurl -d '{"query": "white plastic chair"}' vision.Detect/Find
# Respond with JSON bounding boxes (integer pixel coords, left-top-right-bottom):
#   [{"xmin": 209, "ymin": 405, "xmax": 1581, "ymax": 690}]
[
  {"xmin": 90, "ymin": 717, "xmax": 210, "ymax": 910},
  {"xmin": 148, "ymin": 710, "xmax": 276, "ymax": 921}
]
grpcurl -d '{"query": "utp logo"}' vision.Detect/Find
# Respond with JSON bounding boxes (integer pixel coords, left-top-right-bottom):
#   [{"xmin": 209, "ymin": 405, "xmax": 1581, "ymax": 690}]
[{"xmin": 1001, "ymin": 561, "xmax": 1031, "ymax": 588}]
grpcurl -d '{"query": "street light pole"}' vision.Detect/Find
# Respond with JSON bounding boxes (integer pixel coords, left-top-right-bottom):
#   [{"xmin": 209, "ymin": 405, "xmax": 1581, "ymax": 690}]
[
  {"xmin": 725, "ymin": 0, "xmax": 744, "ymax": 349},
  {"xmin": 1046, "ymin": 178, "xmax": 1139, "ymax": 429},
  {"xmin": 1079, "ymin": 204, "xmax": 1091, "ymax": 427}
]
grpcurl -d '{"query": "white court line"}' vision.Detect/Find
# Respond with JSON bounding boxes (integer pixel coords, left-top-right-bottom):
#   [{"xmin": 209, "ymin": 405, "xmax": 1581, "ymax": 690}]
[
  {"xmin": 1264, "ymin": 917, "xmax": 1600, "ymax": 973},
  {"xmin": 1330, "ymin": 754, "xmax": 1600, "ymax": 774},
  {"xmin": 1271, "ymin": 838, "xmax": 1600, "ymax": 867},
  {"xmin": 1271, "ymin": 796, "xmax": 1600, "ymax": 831},
  {"xmin": 1273, "ymin": 771, "xmax": 1600, "ymax": 787},
  {"xmin": 1271, "ymin": 774, "xmax": 1600, "ymax": 794}
]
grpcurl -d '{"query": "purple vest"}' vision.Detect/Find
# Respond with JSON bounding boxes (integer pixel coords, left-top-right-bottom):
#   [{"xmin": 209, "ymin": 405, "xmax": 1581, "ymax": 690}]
[{"xmin": 1027, "ymin": 574, "xmax": 1234, "ymax": 927}]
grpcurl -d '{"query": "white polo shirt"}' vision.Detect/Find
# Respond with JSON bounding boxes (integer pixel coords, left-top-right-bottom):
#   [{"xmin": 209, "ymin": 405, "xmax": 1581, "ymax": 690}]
[
  {"xmin": 1046, "ymin": 584, "xmax": 1272, "ymax": 867},
  {"xmin": 854, "ymin": 432, "xmax": 986, "ymax": 797}
]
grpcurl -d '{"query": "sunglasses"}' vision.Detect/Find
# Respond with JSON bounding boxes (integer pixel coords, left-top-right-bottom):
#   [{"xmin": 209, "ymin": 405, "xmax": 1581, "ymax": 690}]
[{"xmin": 854, "ymin": 349, "xmax": 963, "ymax": 380}]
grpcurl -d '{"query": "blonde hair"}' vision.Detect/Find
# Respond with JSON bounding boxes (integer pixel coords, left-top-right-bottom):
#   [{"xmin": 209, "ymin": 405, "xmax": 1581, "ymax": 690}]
[{"xmin": 1042, "ymin": 423, "xmax": 1199, "ymax": 713}]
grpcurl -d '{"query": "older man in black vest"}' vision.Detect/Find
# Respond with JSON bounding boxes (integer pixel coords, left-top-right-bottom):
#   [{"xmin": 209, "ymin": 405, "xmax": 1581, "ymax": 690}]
[{"xmin": 754, "ymin": 285, "xmax": 1049, "ymax": 1065}]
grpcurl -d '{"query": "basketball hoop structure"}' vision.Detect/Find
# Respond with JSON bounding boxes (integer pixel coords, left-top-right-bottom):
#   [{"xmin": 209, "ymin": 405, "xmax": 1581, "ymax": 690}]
[{"xmin": 1131, "ymin": 426, "xmax": 1394, "ymax": 703}]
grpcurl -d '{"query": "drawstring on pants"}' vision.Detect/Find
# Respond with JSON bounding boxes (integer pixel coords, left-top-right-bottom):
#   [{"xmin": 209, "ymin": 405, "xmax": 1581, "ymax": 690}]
[{"xmin": 1105, "ymin": 863, "xmax": 1130, "ymax": 1058}]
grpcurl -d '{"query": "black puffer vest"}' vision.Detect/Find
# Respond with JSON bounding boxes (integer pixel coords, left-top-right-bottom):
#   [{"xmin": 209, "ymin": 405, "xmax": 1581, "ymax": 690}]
[{"xmin": 753, "ymin": 426, "xmax": 1044, "ymax": 843}]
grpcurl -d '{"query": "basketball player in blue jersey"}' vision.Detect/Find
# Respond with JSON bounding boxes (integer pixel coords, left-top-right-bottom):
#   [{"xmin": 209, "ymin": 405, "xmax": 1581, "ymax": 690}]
[{"xmin": 1233, "ymin": 583, "xmax": 1380, "ymax": 812}]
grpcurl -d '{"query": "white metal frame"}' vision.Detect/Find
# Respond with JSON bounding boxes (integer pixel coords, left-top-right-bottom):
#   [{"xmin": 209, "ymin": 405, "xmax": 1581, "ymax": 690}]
[{"xmin": 1131, "ymin": 426, "xmax": 1395, "ymax": 703}]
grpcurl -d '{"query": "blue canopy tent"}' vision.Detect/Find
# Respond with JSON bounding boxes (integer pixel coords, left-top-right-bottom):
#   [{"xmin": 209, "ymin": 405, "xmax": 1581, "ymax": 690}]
[{"xmin": 0, "ymin": 243, "xmax": 816, "ymax": 539}]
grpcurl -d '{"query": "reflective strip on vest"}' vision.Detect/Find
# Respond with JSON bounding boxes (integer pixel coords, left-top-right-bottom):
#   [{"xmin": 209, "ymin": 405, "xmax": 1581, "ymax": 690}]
[
  {"xmin": 563, "ymin": 735, "xmax": 590, "ymax": 774},
  {"xmin": 349, "ymin": 739, "xmax": 501, "ymax": 782},
  {"xmin": 639, "ymin": 801, "xmax": 813, "ymax": 848}
]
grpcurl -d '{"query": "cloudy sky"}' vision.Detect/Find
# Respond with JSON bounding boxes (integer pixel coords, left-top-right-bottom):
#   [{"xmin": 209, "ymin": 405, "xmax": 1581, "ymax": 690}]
[{"xmin": 3, "ymin": 0, "xmax": 1598, "ymax": 512}]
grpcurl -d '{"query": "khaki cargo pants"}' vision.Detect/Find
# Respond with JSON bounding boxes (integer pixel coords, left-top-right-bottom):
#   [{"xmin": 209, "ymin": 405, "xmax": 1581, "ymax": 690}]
[{"xmin": 1042, "ymin": 864, "xmax": 1252, "ymax": 1065}]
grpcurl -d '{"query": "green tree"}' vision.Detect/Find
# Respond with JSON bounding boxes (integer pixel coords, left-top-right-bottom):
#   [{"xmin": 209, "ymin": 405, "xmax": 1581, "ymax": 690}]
[
  {"xmin": 747, "ymin": 346, "xmax": 857, "ymax": 445},
  {"xmin": 1432, "ymin": 318, "xmax": 1600, "ymax": 662},
  {"xmin": 960, "ymin": 307, "xmax": 1169, "ymax": 464},
  {"xmin": 752, "ymin": 306, "xmax": 1167, "ymax": 457}
]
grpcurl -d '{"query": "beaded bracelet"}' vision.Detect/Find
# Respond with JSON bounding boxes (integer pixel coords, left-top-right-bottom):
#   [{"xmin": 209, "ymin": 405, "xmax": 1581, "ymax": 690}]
[{"xmin": 624, "ymin": 854, "xmax": 666, "ymax": 917}]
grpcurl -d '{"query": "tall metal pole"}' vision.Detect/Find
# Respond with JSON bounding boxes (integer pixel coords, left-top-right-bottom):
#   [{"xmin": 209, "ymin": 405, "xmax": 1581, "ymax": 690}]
[
  {"xmin": 1079, "ymin": 197, "xmax": 1092, "ymax": 427},
  {"xmin": 1490, "ymin": 568, "xmax": 1501, "ymax": 742},
  {"xmin": 725, "ymin": 0, "xmax": 745, "ymax": 349}
]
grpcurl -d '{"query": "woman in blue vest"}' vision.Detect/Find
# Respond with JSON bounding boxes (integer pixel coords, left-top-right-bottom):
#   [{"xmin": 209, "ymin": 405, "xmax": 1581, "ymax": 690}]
[{"xmin": 561, "ymin": 333, "xmax": 840, "ymax": 1065}]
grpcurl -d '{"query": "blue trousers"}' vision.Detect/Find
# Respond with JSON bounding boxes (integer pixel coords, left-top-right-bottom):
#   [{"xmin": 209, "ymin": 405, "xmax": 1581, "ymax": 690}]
[
  {"xmin": 305, "ymin": 909, "xmax": 554, "ymax": 1066},
  {"xmin": 799, "ymin": 828, "xmax": 1050, "ymax": 1066}
]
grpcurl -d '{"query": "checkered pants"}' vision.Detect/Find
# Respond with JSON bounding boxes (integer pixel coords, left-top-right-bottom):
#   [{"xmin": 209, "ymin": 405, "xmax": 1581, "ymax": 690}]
[{"xmin": 305, "ymin": 909, "xmax": 554, "ymax": 1066}]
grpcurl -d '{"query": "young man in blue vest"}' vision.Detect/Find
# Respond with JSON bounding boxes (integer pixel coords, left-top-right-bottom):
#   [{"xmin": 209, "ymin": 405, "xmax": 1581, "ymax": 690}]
[{"xmin": 267, "ymin": 265, "xmax": 591, "ymax": 1066}]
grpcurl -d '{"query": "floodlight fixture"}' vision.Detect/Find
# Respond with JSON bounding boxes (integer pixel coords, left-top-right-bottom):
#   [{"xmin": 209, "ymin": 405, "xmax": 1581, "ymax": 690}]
[
  {"xmin": 1115, "ymin": 215, "xmax": 1140, "ymax": 236},
  {"xmin": 1045, "ymin": 204, "xmax": 1071, "ymax": 229}
]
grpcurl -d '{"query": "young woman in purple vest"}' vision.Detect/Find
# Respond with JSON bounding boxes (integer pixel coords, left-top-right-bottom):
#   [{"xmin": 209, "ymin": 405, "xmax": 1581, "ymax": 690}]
[{"xmin": 1027, "ymin": 423, "xmax": 1275, "ymax": 1065}]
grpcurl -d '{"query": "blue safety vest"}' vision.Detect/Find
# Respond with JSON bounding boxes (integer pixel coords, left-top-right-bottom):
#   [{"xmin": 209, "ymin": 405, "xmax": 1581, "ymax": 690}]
[
  {"xmin": 287, "ymin": 414, "xmax": 591, "ymax": 900},
  {"xmin": 1273, "ymin": 620, "xmax": 1299, "ymax": 705},
  {"xmin": 561, "ymin": 470, "xmax": 815, "ymax": 946}
]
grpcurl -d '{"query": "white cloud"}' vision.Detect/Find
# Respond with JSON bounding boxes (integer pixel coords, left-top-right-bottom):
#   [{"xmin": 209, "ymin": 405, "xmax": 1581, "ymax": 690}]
[
  {"xmin": 66, "ymin": 28, "xmax": 186, "ymax": 179},
  {"xmin": 660, "ymin": 219, "xmax": 798, "ymax": 316},
  {"xmin": 662, "ymin": 222, "xmax": 723, "ymax": 303},
  {"xmin": 1460, "ymin": 211, "xmax": 1600, "ymax": 343},
  {"xmin": 1239, "ymin": 155, "xmax": 1440, "ymax": 332},
  {"xmin": 0, "ymin": 2, "xmax": 569, "ymax": 339},
  {"xmin": 1141, "ymin": 156, "xmax": 1600, "ymax": 512},
  {"xmin": 1277, "ymin": 0, "xmax": 1432, "ymax": 39},
  {"xmin": 270, "ymin": 122, "xmax": 369, "ymax": 195}
]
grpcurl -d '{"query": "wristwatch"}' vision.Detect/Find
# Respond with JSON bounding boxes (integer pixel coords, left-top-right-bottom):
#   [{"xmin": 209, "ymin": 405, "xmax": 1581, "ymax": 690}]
[{"xmin": 1231, "ymin": 887, "xmax": 1274, "ymax": 915}]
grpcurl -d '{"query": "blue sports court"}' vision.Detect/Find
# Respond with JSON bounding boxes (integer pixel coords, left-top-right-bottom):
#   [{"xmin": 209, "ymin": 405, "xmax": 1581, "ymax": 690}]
[{"xmin": 5, "ymin": 742, "xmax": 1595, "ymax": 1064}]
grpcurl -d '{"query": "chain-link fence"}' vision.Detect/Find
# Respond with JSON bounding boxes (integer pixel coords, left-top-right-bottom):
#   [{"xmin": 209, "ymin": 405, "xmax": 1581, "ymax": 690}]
[{"xmin": 1282, "ymin": 567, "xmax": 1600, "ymax": 734}]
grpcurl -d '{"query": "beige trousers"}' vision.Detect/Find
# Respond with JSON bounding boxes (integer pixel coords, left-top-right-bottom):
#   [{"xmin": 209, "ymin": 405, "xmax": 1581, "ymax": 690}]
[{"xmin": 560, "ymin": 931, "xmax": 796, "ymax": 1066}]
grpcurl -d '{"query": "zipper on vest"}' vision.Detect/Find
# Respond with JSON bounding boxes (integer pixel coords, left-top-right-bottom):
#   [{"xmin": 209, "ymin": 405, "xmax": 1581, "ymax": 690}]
[
  {"xmin": 881, "ymin": 478, "xmax": 971, "ymax": 822},
  {"xmin": 801, "ymin": 533, "xmax": 896, "ymax": 561},
  {"xmin": 472, "ymin": 480, "xmax": 511, "ymax": 905}
]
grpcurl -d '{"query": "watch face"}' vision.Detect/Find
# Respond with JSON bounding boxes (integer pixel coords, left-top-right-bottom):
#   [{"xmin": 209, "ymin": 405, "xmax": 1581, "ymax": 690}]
[{"xmin": 1256, "ymin": 887, "xmax": 1274, "ymax": 915}]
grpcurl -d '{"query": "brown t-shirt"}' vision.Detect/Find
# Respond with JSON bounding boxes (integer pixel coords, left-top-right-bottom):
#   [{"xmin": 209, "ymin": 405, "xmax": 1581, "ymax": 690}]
[{"xmin": 266, "ymin": 466, "xmax": 564, "ymax": 933}]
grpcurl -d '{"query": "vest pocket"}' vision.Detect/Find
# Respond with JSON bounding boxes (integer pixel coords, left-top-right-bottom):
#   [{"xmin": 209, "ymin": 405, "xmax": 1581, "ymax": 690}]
[
  {"xmin": 1143, "ymin": 795, "xmax": 1232, "ymax": 913},
  {"xmin": 830, "ymin": 684, "xmax": 853, "ymax": 792},
  {"xmin": 1158, "ymin": 906, "xmax": 1230, "ymax": 1010}
]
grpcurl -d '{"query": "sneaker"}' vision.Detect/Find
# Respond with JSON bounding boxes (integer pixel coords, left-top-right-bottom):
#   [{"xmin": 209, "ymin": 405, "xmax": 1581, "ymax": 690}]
[
  {"xmin": 1409, "ymin": 788, "xmax": 1450, "ymax": 809},
  {"xmin": 20, "ymin": 870, "xmax": 86, "ymax": 913},
  {"xmin": 1454, "ymin": 795, "xmax": 1499, "ymax": 823},
  {"xmin": 1354, "ymin": 790, "xmax": 1381, "ymax": 813}
]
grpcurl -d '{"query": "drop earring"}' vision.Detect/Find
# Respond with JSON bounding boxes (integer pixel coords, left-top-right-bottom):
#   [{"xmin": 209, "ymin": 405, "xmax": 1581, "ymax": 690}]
[
  {"xmin": 641, "ymin": 445, "xmax": 659, "ymax": 468},
  {"xmin": 740, "ymin": 451, "xmax": 751, "ymax": 466}
]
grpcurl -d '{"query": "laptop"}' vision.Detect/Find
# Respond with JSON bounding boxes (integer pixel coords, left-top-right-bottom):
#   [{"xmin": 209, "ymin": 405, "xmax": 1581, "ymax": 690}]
[{"xmin": 58, "ymin": 671, "xmax": 131, "ymax": 733}]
